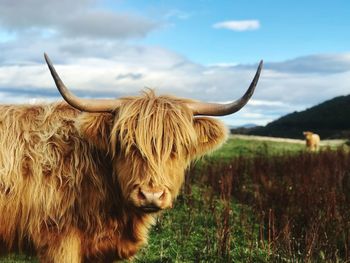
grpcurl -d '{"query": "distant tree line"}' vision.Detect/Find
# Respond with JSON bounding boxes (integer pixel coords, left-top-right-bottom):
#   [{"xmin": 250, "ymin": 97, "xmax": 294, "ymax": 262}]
[{"xmin": 232, "ymin": 94, "xmax": 350, "ymax": 139}]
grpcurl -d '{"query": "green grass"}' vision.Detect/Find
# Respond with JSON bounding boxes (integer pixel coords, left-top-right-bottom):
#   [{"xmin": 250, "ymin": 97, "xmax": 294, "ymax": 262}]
[
  {"xmin": 0, "ymin": 255, "xmax": 36, "ymax": 263},
  {"xmin": 206, "ymin": 137, "xmax": 304, "ymax": 161},
  {"xmin": 133, "ymin": 186, "xmax": 269, "ymax": 263}
]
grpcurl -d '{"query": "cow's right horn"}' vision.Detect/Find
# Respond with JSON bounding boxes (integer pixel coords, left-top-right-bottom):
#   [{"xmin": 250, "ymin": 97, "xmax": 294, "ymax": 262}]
[
  {"xmin": 44, "ymin": 53, "xmax": 121, "ymax": 112},
  {"xmin": 187, "ymin": 60, "xmax": 263, "ymax": 116}
]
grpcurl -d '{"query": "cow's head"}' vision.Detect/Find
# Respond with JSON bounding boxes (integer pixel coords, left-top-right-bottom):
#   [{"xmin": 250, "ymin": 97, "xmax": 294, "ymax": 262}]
[
  {"xmin": 44, "ymin": 53, "xmax": 262, "ymax": 213},
  {"xmin": 303, "ymin": 131, "xmax": 313, "ymax": 140}
]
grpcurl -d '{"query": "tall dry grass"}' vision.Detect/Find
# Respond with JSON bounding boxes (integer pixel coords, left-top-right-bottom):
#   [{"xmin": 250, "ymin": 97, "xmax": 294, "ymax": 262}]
[{"xmin": 189, "ymin": 148, "xmax": 350, "ymax": 262}]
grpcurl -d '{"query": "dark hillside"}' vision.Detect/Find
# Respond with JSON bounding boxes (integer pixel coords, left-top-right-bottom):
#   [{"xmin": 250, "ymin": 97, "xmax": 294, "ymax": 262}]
[{"xmin": 248, "ymin": 94, "xmax": 350, "ymax": 139}]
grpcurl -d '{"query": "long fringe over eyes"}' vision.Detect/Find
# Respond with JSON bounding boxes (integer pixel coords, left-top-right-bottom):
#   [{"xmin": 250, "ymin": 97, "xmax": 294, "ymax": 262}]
[{"xmin": 110, "ymin": 90, "xmax": 198, "ymax": 186}]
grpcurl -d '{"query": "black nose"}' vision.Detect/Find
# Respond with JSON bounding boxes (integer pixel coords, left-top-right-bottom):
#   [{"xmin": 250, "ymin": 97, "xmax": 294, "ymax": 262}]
[{"xmin": 140, "ymin": 205, "xmax": 161, "ymax": 213}]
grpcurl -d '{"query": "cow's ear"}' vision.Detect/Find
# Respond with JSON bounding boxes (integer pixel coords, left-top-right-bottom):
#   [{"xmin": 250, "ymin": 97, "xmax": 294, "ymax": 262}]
[
  {"xmin": 77, "ymin": 113, "xmax": 114, "ymax": 151},
  {"xmin": 193, "ymin": 117, "xmax": 228, "ymax": 157}
]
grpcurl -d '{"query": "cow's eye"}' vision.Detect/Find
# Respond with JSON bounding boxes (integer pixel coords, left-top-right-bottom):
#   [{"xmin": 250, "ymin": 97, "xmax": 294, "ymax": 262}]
[
  {"xmin": 170, "ymin": 144, "xmax": 178, "ymax": 159},
  {"xmin": 115, "ymin": 142, "xmax": 121, "ymax": 153}
]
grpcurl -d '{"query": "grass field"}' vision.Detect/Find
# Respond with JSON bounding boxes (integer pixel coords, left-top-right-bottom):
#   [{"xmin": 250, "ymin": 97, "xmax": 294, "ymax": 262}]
[
  {"xmin": 208, "ymin": 136, "xmax": 305, "ymax": 160},
  {"xmin": 1, "ymin": 136, "xmax": 349, "ymax": 262}
]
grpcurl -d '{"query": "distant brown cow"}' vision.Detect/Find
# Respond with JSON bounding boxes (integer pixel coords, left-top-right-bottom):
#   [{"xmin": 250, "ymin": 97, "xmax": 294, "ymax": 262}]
[
  {"xmin": 0, "ymin": 54, "xmax": 262, "ymax": 262},
  {"xmin": 303, "ymin": 131, "xmax": 320, "ymax": 151}
]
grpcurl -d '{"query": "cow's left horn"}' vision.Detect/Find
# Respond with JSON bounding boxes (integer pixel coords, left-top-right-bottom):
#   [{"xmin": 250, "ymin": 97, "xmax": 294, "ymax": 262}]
[
  {"xmin": 44, "ymin": 53, "xmax": 121, "ymax": 112},
  {"xmin": 187, "ymin": 60, "xmax": 263, "ymax": 116}
]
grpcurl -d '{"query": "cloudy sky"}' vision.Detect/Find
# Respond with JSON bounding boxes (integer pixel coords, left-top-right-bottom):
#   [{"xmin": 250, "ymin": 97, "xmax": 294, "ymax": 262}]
[{"xmin": 0, "ymin": 0, "xmax": 349, "ymax": 126}]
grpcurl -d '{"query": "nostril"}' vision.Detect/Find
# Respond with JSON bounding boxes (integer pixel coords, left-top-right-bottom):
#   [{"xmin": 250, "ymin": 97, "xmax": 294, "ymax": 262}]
[
  {"xmin": 138, "ymin": 189, "xmax": 146, "ymax": 200},
  {"xmin": 138, "ymin": 189, "xmax": 166, "ymax": 202},
  {"xmin": 158, "ymin": 191, "xmax": 166, "ymax": 200}
]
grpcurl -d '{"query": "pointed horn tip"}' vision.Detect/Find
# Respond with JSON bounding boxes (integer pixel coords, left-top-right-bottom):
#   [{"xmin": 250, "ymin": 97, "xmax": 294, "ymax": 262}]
[
  {"xmin": 252, "ymin": 60, "xmax": 263, "ymax": 82},
  {"xmin": 43, "ymin": 53, "xmax": 52, "ymax": 66},
  {"xmin": 258, "ymin": 60, "xmax": 263, "ymax": 69}
]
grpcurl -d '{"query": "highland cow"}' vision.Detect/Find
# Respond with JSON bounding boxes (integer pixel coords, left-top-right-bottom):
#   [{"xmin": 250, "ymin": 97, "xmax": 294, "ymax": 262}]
[
  {"xmin": 0, "ymin": 54, "xmax": 262, "ymax": 262},
  {"xmin": 303, "ymin": 131, "xmax": 320, "ymax": 151}
]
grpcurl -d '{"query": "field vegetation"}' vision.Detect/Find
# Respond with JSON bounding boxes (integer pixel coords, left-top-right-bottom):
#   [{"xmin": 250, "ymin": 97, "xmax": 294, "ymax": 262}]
[{"xmin": 2, "ymin": 136, "xmax": 350, "ymax": 262}]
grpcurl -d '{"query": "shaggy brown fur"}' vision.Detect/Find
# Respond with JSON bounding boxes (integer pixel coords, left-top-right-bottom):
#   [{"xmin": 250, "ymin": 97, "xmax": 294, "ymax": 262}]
[{"xmin": 0, "ymin": 90, "xmax": 227, "ymax": 262}]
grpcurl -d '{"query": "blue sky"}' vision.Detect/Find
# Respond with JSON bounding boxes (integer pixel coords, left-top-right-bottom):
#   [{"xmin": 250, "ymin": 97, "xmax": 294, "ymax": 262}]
[
  {"xmin": 0, "ymin": 0, "xmax": 349, "ymax": 126},
  {"xmin": 112, "ymin": 0, "xmax": 350, "ymax": 63}
]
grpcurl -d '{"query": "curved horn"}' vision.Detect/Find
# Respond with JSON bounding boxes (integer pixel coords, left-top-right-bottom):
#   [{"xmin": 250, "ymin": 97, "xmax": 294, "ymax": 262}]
[
  {"xmin": 188, "ymin": 60, "xmax": 263, "ymax": 116},
  {"xmin": 44, "ymin": 53, "xmax": 121, "ymax": 112}
]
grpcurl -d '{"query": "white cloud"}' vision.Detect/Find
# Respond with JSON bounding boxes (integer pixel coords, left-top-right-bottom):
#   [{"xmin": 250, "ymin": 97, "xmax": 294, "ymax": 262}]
[
  {"xmin": 0, "ymin": 0, "xmax": 157, "ymax": 40},
  {"xmin": 213, "ymin": 20, "xmax": 260, "ymax": 31},
  {"xmin": 164, "ymin": 10, "xmax": 192, "ymax": 20},
  {"xmin": 263, "ymin": 53, "xmax": 350, "ymax": 74},
  {"xmin": 60, "ymin": 11, "xmax": 157, "ymax": 40},
  {"xmin": 2, "ymin": 1, "xmax": 350, "ymax": 128},
  {"xmin": 207, "ymin": 62, "xmax": 239, "ymax": 68},
  {"xmin": 249, "ymin": 100, "xmax": 289, "ymax": 107},
  {"xmin": 2, "ymin": 48, "xmax": 350, "ymax": 127}
]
